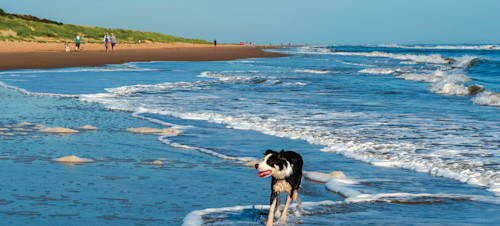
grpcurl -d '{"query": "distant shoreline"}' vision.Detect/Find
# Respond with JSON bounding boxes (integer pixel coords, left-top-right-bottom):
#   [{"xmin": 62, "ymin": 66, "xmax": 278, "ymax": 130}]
[{"xmin": 0, "ymin": 41, "xmax": 288, "ymax": 71}]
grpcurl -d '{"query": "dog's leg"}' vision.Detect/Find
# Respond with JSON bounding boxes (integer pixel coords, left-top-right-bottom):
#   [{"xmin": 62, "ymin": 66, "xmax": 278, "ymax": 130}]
[
  {"xmin": 267, "ymin": 197, "xmax": 277, "ymax": 226},
  {"xmin": 280, "ymin": 194, "xmax": 293, "ymax": 223},
  {"xmin": 275, "ymin": 194, "xmax": 281, "ymax": 218}
]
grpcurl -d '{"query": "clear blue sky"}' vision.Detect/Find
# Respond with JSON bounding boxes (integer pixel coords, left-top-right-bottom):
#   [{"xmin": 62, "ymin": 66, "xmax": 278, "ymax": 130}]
[{"xmin": 2, "ymin": 0, "xmax": 499, "ymax": 45}]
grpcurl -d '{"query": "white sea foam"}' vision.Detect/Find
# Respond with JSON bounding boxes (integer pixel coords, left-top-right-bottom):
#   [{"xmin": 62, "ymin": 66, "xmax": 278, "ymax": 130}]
[
  {"xmin": 0, "ymin": 63, "xmax": 159, "ymax": 75},
  {"xmin": 472, "ymin": 91, "xmax": 500, "ymax": 106},
  {"xmin": 396, "ymin": 73, "xmax": 441, "ymax": 82},
  {"xmin": 182, "ymin": 191, "xmax": 500, "ymax": 225},
  {"xmin": 452, "ymin": 55, "xmax": 480, "ymax": 68},
  {"xmin": 321, "ymin": 144, "xmax": 500, "ymax": 194},
  {"xmin": 182, "ymin": 200, "xmax": 338, "ymax": 226},
  {"xmin": 326, "ymin": 178, "xmax": 363, "ymax": 198},
  {"xmin": 337, "ymin": 61, "xmax": 376, "ymax": 67},
  {"xmin": 305, "ymin": 171, "xmax": 346, "ymax": 183},
  {"xmin": 304, "ymin": 171, "xmax": 363, "ymax": 197},
  {"xmin": 377, "ymin": 44, "xmax": 500, "ymax": 51},
  {"xmin": 431, "ymin": 82, "xmax": 470, "ymax": 96},
  {"xmin": 158, "ymin": 137, "xmax": 257, "ymax": 163},
  {"xmin": 429, "ymin": 71, "xmax": 472, "ymax": 96},
  {"xmin": 294, "ymin": 69, "xmax": 331, "ymax": 74},
  {"xmin": 396, "ymin": 68, "xmax": 476, "ymax": 97},
  {"xmin": 359, "ymin": 68, "xmax": 398, "ymax": 74},
  {"xmin": 104, "ymin": 81, "xmax": 206, "ymax": 95},
  {"xmin": 345, "ymin": 192, "xmax": 500, "ymax": 205},
  {"xmin": 199, "ymin": 71, "xmax": 260, "ymax": 82},
  {"xmin": 0, "ymin": 81, "xmax": 78, "ymax": 98},
  {"xmin": 331, "ymin": 51, "xmax": 450, "ymax": 64}
]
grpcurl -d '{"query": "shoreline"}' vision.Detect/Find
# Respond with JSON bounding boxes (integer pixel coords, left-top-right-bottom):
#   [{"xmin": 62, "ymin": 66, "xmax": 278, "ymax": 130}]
[{"xmin": 0, "ymin": 41, "xmax": 288, "ymax": 71}]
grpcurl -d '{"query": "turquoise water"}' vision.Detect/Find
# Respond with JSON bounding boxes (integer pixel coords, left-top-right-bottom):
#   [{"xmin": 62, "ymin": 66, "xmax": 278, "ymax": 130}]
[{"xmin": 1, "ymin": 45, "xmax": 500, "ymax": 225}]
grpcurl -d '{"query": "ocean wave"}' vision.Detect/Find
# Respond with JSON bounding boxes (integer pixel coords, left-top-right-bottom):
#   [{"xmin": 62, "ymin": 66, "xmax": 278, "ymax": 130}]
[
  {"xmin": 376, "ymin": 44, "xmax": 500, "ymax": 51},
  {"xmin": 73, "ymin": 52, "xmax": 500, "ymax": 199},
  {"xmin": 428, "ymin": 71, "xmax": 477, "ymax": 96},
  {"xmin": 451, "ymin": 55, "xmax": 482, "ymax": 68},
  {"xmin": 0, "ymin": 81, "xmax": 78, "ymax": 98},
  {"xmin": 472, "ymin": 91, "xmax": 500, "ymax": 106},
  {"xmin": 331, "ymin": 51, "xmax": 450, "ymax": 64},
  {"xmin": 294, "ymin": 69, "xmax": 332, "ymax": 74},
  {"xmin": 358, "ymin": 68, "xmax": 399, "ymax": 75},
  {"xmin": 0, "ymin": 63, "xmax": 160, "ymax": 75},
  {"xmin": 294, "ymin": 46, "xmax": 484, "ymax": 69},
  {"xmin": 198, "ymin": 70, "xmax": 275, "ymax": 84},
  {"xmin": 397, "ymin": 68, "xmax": 484, "ymax": 97},
  {"xmin": 104, "ymin": 81, "xmax": 207, "ymax": 95},
  {"xmin": 430, "ymin": 82, "xmax": 470, "ymax": 96},
  {"xmin": 396, "ymin": 73, "xmax": 441, "ymax": 83},
  {"xmin": 345, "ymin": 192, "xmax": 500, "ymax": 205},
  {"xmin": 338, "ymin": 61, "xmax": 377, "ymax": 67},
  {"xmin": 81, "ymin": 85, "xmax": 500, "ymax": 196},
  {"xmin": 320, "ymin": 143, "xmax": 500, "ymax": 195},
  {"xmin": 182, "ymin": 200, "xmax": 338, "ymax": 226},
  {"xmin": 295, "ymin": 45, "xmax": 332, "ymax": 54},
  {"xmin": 98, "ymin": 92, "xmax": 500, "ymax": 196},
  {"xmin": 182, "ymin": 192, "xmax": 500, "ymax": 225}
]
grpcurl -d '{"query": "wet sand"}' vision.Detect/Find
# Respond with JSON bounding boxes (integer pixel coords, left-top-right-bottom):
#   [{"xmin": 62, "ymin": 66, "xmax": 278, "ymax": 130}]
[{"xmin": 0, "ymin": 41, "xmax": 286, "ymax": 71}]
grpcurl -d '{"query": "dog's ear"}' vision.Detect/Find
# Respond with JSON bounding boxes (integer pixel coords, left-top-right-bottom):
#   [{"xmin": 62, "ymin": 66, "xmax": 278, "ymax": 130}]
[
  {"xmin": 264, "ymin": 149, "xmax": 277, "ymax": 155},
  {"xmin": 278, "ymin": 150, "xmax": 286, "ymax": 161}
]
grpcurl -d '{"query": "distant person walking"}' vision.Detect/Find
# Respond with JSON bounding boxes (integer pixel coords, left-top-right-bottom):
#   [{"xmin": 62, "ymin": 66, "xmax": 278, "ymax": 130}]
[
  {"xmin": 110, "ymin": 33, "xmax": 117, "ymax": 52},
  {"xmin": 214, "ymin": 39, "xmax": 217, "ymax": 47},
  {"xmin": 74, "ymin": 33, "xmax": 82, "ymax": 51},
  {"xmin": 103, "ymin": 33, "xmax": 110, "ymax": 52}
]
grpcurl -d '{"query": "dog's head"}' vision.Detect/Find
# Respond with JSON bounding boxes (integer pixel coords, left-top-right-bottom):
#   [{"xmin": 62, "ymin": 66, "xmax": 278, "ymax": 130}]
[{"xmin": 255, "ymin": 149, "xmax": 293, "ymax": 179}]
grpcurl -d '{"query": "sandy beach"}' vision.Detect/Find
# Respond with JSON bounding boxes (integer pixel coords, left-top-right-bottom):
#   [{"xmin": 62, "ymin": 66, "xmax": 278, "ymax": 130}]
[{"xmin": 0, "ymin": 41, "xmax": 286, "ymax": 71}]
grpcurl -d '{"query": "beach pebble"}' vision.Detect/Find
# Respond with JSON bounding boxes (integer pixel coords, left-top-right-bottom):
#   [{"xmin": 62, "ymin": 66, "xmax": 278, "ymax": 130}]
[
  {"xmin": 79, "ymin": 125, "xmax": 99, "ymax": 130},
  {"xmin": 52, "ymin": 155, "xmax": 94, "ymax": 164},
  {"xmin": 126, "ymin": 127, "xmax": 181, "ymax": 136}
]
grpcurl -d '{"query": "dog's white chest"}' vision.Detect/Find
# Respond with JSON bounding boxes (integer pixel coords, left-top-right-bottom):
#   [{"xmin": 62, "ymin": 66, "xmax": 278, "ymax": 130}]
[{"xmin": 273, "ymin": 179, "xmax": 292, "ymax": 194}]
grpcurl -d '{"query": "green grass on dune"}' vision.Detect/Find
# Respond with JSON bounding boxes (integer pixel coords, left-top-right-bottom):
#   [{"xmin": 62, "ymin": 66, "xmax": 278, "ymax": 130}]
[{"xmin": 0, "ymin": 8, "xmax": 210, "ymax": 44}]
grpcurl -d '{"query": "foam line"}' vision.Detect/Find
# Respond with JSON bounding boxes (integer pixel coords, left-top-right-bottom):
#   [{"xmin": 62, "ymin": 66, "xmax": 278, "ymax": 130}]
[
  {"xmin": 158, "ymin": 136, "xmax": 257, "ymax": 163},
  {"xmin": 0, "ymin": 81, "xmax": 78, "ymax": 98},
  {"xmin": 182, "ymin": 200, "xmax": 338, "ymax": 226}
]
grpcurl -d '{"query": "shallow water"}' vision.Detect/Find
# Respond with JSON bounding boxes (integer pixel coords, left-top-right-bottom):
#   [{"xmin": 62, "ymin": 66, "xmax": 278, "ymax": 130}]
[{"xmin": 1, "ymin": 44, "xmax": 500, "ymax": 225}]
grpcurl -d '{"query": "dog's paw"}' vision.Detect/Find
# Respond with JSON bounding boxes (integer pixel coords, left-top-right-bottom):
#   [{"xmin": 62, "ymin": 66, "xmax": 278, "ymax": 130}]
[{"xmin": 275, "ymin": 209, "xmax": 281, "ymax": 218}]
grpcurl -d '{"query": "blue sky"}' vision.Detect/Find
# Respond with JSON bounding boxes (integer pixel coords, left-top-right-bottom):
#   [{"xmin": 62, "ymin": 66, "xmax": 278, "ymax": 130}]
[{"xmin": 2, "ymin": 0, "xmax": 499, "ymax": 45}]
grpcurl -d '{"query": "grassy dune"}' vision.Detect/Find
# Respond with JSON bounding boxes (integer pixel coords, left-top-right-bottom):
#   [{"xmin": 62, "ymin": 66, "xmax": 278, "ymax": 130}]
[{"xmin": 0, "ymin": 8, "xmax": 210, "ymax": 44}]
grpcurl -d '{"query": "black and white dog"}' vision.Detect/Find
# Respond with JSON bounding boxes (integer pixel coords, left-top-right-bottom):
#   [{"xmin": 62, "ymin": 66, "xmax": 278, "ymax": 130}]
[{"xmin": 255, "ymin": 149, "xmax": 303, "ymax": 226}]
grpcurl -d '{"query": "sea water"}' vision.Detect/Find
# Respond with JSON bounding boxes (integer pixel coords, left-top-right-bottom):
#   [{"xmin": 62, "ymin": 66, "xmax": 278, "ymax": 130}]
[{"xmin": 1, "ymin": 44, "xmax": 500, "ymax": 225}]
